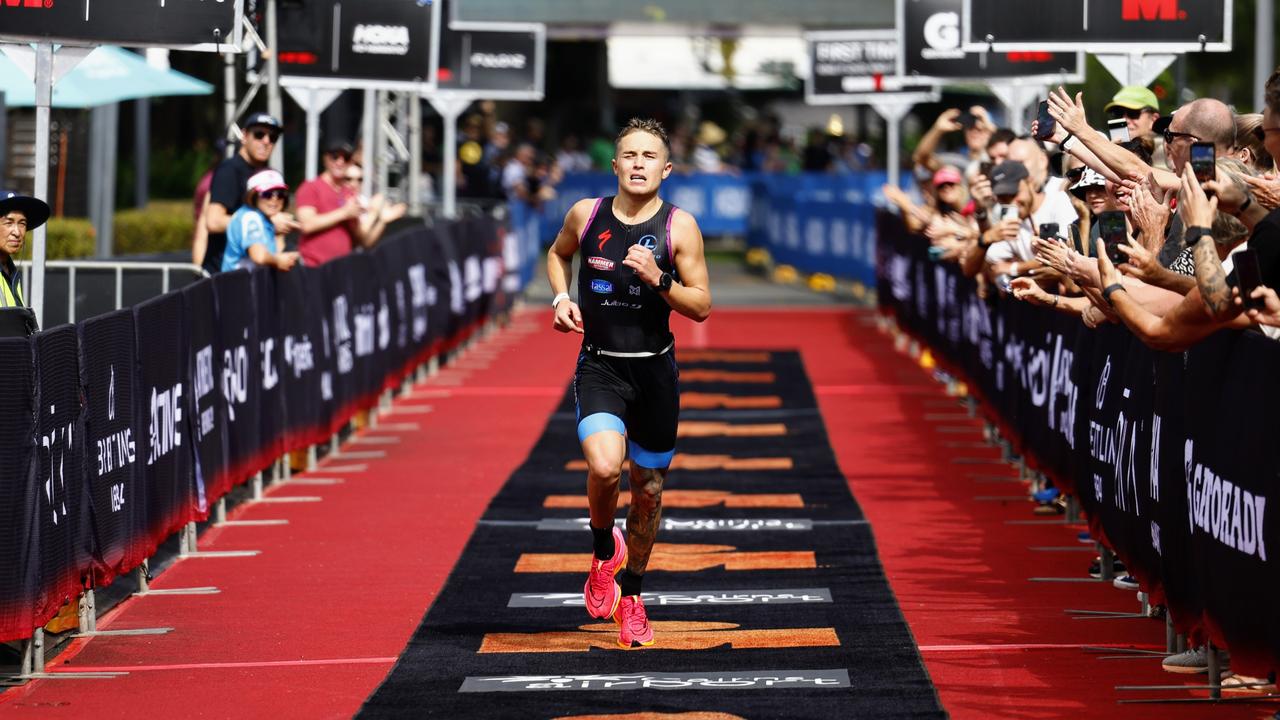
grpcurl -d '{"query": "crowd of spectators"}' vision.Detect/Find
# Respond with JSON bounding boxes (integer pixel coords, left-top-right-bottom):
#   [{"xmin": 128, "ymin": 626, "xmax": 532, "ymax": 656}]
[
  {"xmin": 192, "ymin": 113, "xmax": 407, "ymax": 275},
  {"xmin": 883, "ymin": 71, "xmax": 1280, "ymax": 691}
]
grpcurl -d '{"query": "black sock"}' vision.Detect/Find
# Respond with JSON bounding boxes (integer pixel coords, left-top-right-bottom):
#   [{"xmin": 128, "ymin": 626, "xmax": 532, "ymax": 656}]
[
  {"xmin": 590, "ymin": 525, "xmax": 614, "ymax": 560},
  {"xmin": 618, "ymin": 569, "xmax": 643, "ymax": 597}
]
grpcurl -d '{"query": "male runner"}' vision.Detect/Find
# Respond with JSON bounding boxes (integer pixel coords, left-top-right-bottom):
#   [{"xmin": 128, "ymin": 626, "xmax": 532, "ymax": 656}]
[{"xmin": 547, "ymin": 118, "xmax": 712, "ymax": 648}]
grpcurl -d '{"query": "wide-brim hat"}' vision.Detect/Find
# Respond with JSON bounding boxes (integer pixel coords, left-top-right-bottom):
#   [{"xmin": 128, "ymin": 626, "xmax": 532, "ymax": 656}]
[
  {"xmin": 0, "ymin": 191, "xmax": 51, "ymax": 230},
  {"xmin": 1069, "ymin": 167, "xmax": 1107, "ymax": 198}
]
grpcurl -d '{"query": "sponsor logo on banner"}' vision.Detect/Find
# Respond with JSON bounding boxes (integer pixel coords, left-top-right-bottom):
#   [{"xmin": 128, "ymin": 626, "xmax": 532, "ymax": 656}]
[
  {"xmin": 41, "ymin": 408, "xmax": 74, "ymax": 525},
  {"xmin": 223, "ymin": 339, "xmax": 249, "ymax": 421},
  {"xmin": 590, "ymin": 279, "xmax": 613, "ymax": 295},
  {"xmin": 333, "ymin": 295, "xmax": 354, "ymax": 373},
  {"xmin": 459, "ymin": 670, "xmax": 851, "ymax": 693},
  {"xmin": 1185, "ymin": 440, "xmax": 1268, "ymax": 561},
  {"xmin": 1089, "ymin": 385, "xmax": 1142, "ymax": 514},
  {"xmin": 408, "ymin": 264, "xmax": 431, "ymax": 341},
  {"xmin": 471, "ymin": 52, "xmax": 526, "ymax": 69},
  {"xmin": 195, "ymin": 346, "xmax": 217, "ymax": 438},
  {"xmin": 922, "ymin": 11, "xmax": 966, "ymax": 59},
  {"xmin": 284, "ymin": 335, "xmax": 314, "ymax": 379},
  {"xmin": 0, "ymin": 0, "xmax": 49, "ymax": 8},
  {"xmin": 1122, "ymin": 0, "xmax": 1186, "ymax": 21},
  {"xmin": 96, "ymin": 363, "xmax": 137, "ymax": 481},
  {"xmin": 586, "ymin": 256, "xmax": 614, "ymax": 272},
  {"xmin": 147, "ymin": 383, "xmax": 183, "ymax": 466},
  {"xmin": 354, "ymin": 302, "xmax": 377, "ymax": 358},
  {"xmin": 260, "ymin": 338, "xmax": 280, "ymax": 391},
  {"xmin": 352, "ymin": 24, "xmax": 411, "ymax": 55}
]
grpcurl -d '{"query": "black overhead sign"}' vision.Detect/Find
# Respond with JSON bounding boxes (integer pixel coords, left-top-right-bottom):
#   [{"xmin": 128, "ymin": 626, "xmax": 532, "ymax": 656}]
[
  {"xmin": 0, "ymin": 0, "xmax": 241, "ymax": 50},
  {"xmin": 276, "ymin": 0, "xmax": 440, "ymax": 88},
  {"xmin": 901, "ymin": 0, "xmax": 1081, "ymax": 81},
  {"xmin": 805, "ymin": 31, "xmax": 934, "ymax": 104},
  {"xmin": 436, "ymin": 0, "xmax": 543, "ymax": 98},
  {"xmin": 963, "ymin": 0, "xmax": 1231, "ymax": 51}
]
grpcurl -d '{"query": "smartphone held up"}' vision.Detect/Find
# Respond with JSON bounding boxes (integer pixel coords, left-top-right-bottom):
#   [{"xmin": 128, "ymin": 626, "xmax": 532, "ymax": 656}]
[
  {"xmin": 1098, "ymin": 211, "xmax": 1128, "ymax": 265},
  {"xmin": 1190, "ymin": 142, "xmax": 1216, "ymax": 185},
  {"xmin": 1034, "ymin": 101, "xmax": 1056, "ymax": 142}
]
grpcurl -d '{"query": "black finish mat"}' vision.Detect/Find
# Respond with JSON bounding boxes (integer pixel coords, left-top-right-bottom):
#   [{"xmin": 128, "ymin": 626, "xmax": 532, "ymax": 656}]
[{"xmin": 358, "ymin": 350, "xmax": 945, "ymax": 719}]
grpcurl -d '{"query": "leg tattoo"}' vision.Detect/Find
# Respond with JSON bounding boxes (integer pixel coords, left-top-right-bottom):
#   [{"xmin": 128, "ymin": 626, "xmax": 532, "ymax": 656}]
[{"xmin": 625, "ymin": 464, "xmax": 666, "ymax": 574}]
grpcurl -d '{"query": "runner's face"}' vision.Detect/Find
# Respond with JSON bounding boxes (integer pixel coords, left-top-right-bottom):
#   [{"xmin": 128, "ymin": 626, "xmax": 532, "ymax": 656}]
[{"xmin": 612, "ymin": 131, "xmax": 672, "ymax": 197}]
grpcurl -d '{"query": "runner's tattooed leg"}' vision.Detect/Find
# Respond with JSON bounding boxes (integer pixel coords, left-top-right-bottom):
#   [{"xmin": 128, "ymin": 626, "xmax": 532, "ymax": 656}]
[{"xmin": 625, "ymin": 463, "xmax": 666, "ymax": 574}]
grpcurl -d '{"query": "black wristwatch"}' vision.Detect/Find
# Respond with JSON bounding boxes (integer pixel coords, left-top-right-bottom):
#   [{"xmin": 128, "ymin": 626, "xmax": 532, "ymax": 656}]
[
  {"xmin": 1184, "ymin": 226, "xmax": 1213, "ymax": 244},
  {"xmin": 655, "ymin": 272, "xmax": 673, "ymax": 292},
  {"xmin": 1102, "ymin": 283, "xmax": 1126, "ymax": 306}
]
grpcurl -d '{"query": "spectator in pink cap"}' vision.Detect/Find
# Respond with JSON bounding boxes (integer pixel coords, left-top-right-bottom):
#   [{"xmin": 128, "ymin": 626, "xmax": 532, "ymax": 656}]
[{"xmin": 222, "ymin": 169, "xmax": 301, "ymax": 273}]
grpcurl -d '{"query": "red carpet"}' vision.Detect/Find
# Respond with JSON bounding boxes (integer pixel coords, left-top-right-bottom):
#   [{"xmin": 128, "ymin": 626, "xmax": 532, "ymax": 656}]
[{"xmin": 1, "ymin": 307, "xmax": 1268, "ymax": 718}]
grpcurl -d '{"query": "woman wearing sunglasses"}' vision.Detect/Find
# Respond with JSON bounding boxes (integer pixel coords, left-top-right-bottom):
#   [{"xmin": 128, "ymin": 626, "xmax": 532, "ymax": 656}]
[{"xmin": 222, "ymin": 169, "xmax": 302, "ymax": 273}]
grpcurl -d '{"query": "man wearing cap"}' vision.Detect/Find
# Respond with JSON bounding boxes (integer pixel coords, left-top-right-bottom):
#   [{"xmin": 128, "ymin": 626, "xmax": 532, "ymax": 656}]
[
  {"xmin": 0, "ymin": 191, "xmax": 50, "ymax": 308},
  {"xmin": 969, "ymin": 149, "xmax": 1080, "ymax": 280},
  {"xmin": 200, "ymin": 112, "xmax": 288, "ymax": 275},
  {"xmin": 1106, "ymin": 86, "xmax": 1161, "ymax": 142},
  {"xmin": 294, "ymin": 140, "xmax": 366, "ymax": 267}
]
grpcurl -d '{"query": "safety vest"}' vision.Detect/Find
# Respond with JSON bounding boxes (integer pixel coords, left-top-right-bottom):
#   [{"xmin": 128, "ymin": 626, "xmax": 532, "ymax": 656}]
[{"xmin": 0, "ymin": 262, "xmax": 24, "ymax": 308}]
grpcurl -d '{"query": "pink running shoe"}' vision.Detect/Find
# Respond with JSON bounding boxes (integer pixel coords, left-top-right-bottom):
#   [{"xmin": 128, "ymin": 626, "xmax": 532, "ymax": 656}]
[
  {"xmin": 583, "ymin": 526, "xmax": 626, "ymax": 619},
  {"xmin": 615, "ymin": 595, "xmax": 655, "ymax": 649}
]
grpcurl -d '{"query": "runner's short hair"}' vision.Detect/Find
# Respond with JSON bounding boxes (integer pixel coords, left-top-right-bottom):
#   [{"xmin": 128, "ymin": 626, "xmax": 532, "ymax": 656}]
[{"xmin": 616, "ymin": 118, "xmax": 670, "ymax": 156}]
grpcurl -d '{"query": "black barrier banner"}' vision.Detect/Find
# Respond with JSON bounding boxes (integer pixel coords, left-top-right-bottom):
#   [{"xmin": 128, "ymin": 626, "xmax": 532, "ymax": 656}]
[
  {"xmin": 214, "ymin": 271, "xmax": 262, "ymax": 484},
  {"xmin": 254, "ymin": 269, "xmax": 287, "ymax": 472},
  {"xmin": 183, "ymin": 279, "xmax": 228, "ymax": 511},
  {"xmin": 34, "ymin": 325, "xmax": 86, "ymax": 622},
  {"xmin": 276, "ymin": 268, "xmax": 325, "ymax": 448},
  {"xmin": 877, "ymin": 210, "xmax": 1280, "ymax": 674},
  {"xmin": 0, "ymin": 222, "xmax": 510, "ymax": 644},
  {"xmin": 0, "ymin": 337, "xmax": 36, "ymax": 640},
  {"xmin": 79, "ymin": 310, "xmax": 143, "ymax": 584},
  {"xmin": 134, "ymin": 294, "xmax": 193, "ymax": 549}
]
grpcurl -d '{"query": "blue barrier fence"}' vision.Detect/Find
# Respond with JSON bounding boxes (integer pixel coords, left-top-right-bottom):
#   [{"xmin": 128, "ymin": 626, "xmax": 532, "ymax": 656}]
[{"xmin": 518, "ymin": 171, "xmax": 909, "ymax": 287}]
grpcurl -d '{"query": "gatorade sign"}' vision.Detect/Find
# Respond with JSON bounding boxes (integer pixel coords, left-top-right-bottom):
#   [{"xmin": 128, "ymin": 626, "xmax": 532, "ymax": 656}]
[
  {"xmin": 0, "ymin": 0, "xmax": 242, "ymax": 50},
  {"xmin": 961, "ymin": 0, "xmax": 1231, "ymax": 52},
  {"xmin": 899, "ymin": 0, "xmax": 1082, "ymax": 82}
]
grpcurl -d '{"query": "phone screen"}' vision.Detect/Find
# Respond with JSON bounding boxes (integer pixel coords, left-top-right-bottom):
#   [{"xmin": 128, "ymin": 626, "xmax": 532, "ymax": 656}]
[
  {"xmin": 978, "ymin": 161, "xmax": 993, "ymax": 179},
  {"xmin": 1190, "ymin": 142, "xmax": 1216, "ymax": 184},
  {"xmin": 1234, "ymin": 248, "xmax": 1265, "ymax": 310},
  {"xmin": 1107, "ymin": 118, "xmax": 1130, "ymax": 143},
  {"xmin": 1034, "ymin": 101, "xmax": 1056, "ymax": 141},
  {"xmin": 1098, "ymin": 211, "xmax": 1128, "ymax": 264},
  {"xmin": 1038, "ymin": 222, "xmax": 1059, "ymax": 240}
]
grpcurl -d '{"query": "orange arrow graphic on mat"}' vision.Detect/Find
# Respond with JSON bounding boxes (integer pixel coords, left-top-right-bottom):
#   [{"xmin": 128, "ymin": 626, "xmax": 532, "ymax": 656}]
[
  {"xmin": 544, "ymin": 490, "xmax": 805, "ymax": 510},
  {"xmin": 678, "ymin": 350, "xmax": 771, "ymax": 363},
  {"xmin": 515, "ymin": 543, "xmax": 816, "ymax": 573},
  {"xmin": 680, "ymin": 393, "xmax": 781, "ymax": 409},
  {"xmin": 679, "ymin": 370, "xmax": 777, "ymax": 384},
  {"xmin": 479, "ymin": 620, "xmax": 839, "ymax": 654},
  {"xmin": 677, "ymin": 421, "xmax": 786, "ymax": 438},
  {"xmin": 564, "ymin": 455, "xmax": 792, "ymax": 472}
]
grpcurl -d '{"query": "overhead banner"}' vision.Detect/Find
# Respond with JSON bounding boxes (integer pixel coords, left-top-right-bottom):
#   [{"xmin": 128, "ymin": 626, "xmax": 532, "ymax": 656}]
[
  {"xmin": 79, "ymin": 310, "xmax": 144, "ymax": 584},
  {"xmin": 276, "ymin": 0, "xmax": 443, "ymax": 90},
  {"xmin": 962, "ymin": 0, "xmax": 1232, "ymax": 52},
  {"xmin": 898, "ymin": 0, "xmax": 1083, "ymax": 82},
  {"xmin": 804, "ymin": 30, "xmax": 936, "ymax": 105},
  {"xmin": 0, "ymin": 0, "xmax": 243, "ymax": 51},
  {"xmin": 437, "ymin": 22, "xmax": 544, "ymax": 98}
]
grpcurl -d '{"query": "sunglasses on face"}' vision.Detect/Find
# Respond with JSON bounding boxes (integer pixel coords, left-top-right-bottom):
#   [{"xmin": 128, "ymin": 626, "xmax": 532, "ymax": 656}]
[
  {"xmin": 327, "ymin": 151, "xmax": 352, "ymax": 162},
  {"xmin": 1163, "ymin": 129, "xmax": 1199, "ymax": 145},
  {"xmin": 260, "ymin": 189, "xmax": 288, "ymax": 201},
  {"xmin": 1065, "ymin": 167, "xmax": 1085, "ymax": 183},
  {"xmin": 1109, "ymin": 108, "xmax": 1146, "ymax": 120},
  {"xmin": 250, "ymin": 128, "xmax": 281, "ymax": 143}
]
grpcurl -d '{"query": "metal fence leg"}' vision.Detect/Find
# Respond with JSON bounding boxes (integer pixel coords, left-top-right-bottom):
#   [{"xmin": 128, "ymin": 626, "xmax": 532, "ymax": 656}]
[
  {"xmin": 427, "ymin": 356, "xmax": 439, "ymax": 377},
  {"xmin": 135, "ymin": 560, "xmax": 150, "ymax": 594},
  {"xmin": 1165, "ymin": 614, "xmax": 1177, "ymax": 654},
  {"xmin": 306, "ymin": 445, "xmax": 317, "ymax": 472},
  {"xmin": 251, "ymin": 472, "xmax": 264, "ymax": 501},
  {"xmin": 281, "ymin": 456, "xmax": 291, "ymax": 482},
  {"xmin": 215, "ymin": 497, "xmax": 227, "ymax": 525}
]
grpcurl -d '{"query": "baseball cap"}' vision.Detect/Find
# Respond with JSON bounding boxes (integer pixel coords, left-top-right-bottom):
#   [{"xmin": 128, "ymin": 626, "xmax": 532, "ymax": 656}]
[
  {"xmin": 0, "ymin": 191, "xmax": 50, "ymax": 230},
  {"xmin": 1068, "ymin": 167, "xmax": 1107, "ymax": 198},
  {"xmin": 989, "ymin": 161, "xmax": 1029, "ymax": 197},
  {"xmin": 246, "ymin": 170, "xmax": 288, "ymax": 195},
  {"xmin": 1105, "ymin": 86, "xmax": 1159, "ymax": 113},
  {"xmin": 325, "ymin": 139, "xmax": 355, "ymax": 156},
  {"xmin": 242, "ymin": 112, "xmax": 283, "ymax": 132},
  {"xmin": 933, "ymin": 167, "xmax": 963, "ymax": 186}
]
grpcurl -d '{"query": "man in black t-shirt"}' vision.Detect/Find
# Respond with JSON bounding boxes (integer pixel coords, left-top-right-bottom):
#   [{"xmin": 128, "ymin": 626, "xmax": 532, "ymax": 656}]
[{"xmin": 199, "ymin": 113, "xmax": 283, "ymax": 275}]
